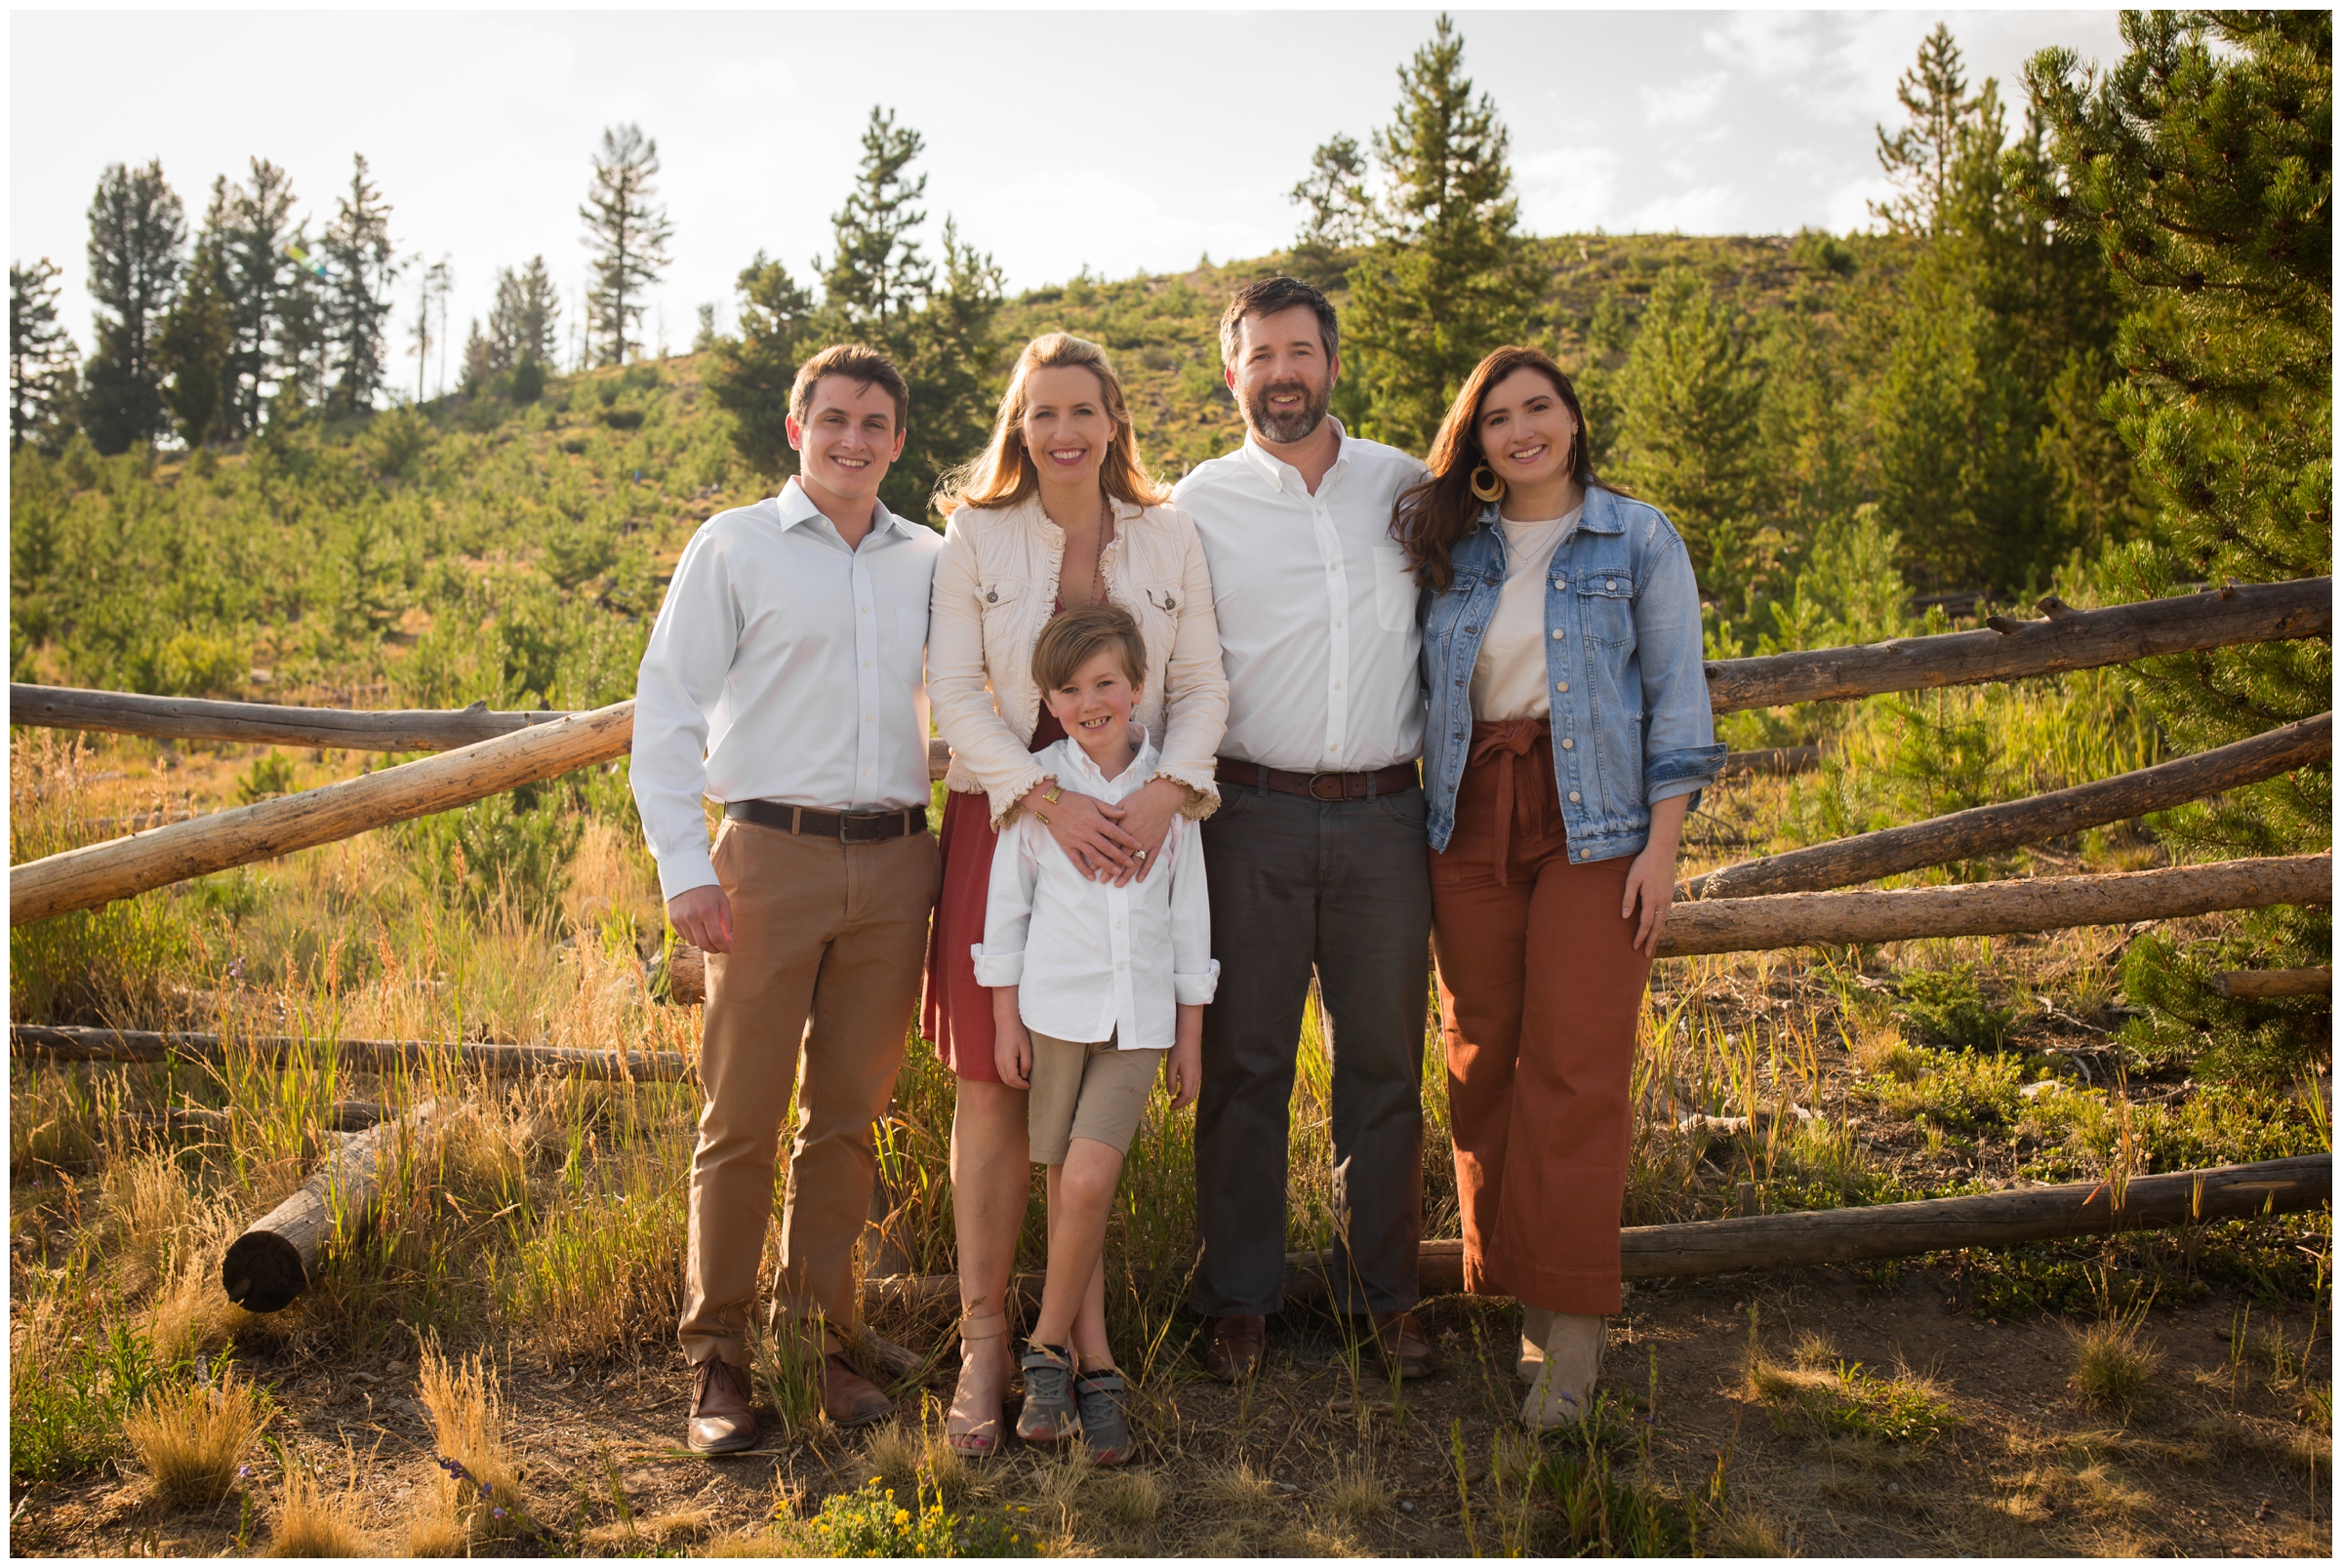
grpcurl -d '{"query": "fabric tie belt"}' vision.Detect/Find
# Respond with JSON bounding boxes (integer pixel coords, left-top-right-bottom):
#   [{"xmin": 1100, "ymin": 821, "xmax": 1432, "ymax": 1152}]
[
  {"xmin": 1468, "ymin": 718, "xmax": 1551, "ymax": 884},
  {"xmin": 724, "ymin": 801, "xmax": 925, "ymax": 842}
]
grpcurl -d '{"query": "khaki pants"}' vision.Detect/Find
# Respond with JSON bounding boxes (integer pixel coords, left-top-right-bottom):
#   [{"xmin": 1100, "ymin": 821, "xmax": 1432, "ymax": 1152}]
[{"xmin": 678, "ymin": 817, "xmax": 939, "ymax": 1369}]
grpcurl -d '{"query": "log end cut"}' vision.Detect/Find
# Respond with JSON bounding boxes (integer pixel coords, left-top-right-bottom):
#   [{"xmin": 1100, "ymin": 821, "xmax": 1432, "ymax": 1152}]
[{"xmin": 222, "ymin": 1228, "xmax": 308, "ymax": 1312}]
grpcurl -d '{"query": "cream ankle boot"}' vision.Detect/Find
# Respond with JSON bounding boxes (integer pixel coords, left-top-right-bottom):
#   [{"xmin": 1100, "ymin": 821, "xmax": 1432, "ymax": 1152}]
[
  {"xmin": 1515, "ymin": 1306, "xmax": 1554, "ymax": 1384},
  {"xmin": 1520, "ymin": 1313, "xmax": 1604, "ymax": 1429}
]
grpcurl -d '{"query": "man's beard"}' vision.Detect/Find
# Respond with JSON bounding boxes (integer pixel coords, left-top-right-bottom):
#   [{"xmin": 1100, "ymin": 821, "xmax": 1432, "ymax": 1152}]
[{"xmin": 1240, "ymin": 376, "xmax": 1332, "ymax": 445}]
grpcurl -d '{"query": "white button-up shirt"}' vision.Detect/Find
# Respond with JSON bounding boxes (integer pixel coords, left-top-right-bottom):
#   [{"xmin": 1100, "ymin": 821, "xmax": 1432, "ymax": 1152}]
[
  {"xmin": 1173, "ymin": 421, "xmax": 1429, "ymax": 773},
  {"xmin": 972, "ymin": 729, "xmax": 1219, "ymax": 1050},
  {"xmin": 630, "ymin": 478, "xmax": 943, "ymax": 901}
]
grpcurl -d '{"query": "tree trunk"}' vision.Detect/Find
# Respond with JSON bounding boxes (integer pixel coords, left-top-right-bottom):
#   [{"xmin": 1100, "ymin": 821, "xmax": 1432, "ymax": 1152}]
[
  {"xmin": 221, "ymin": 1101, "xmax": 446, "ymax": 1312},
  {"xmin": 12, "ymin": 1025, "xmax": 692, "ymax": 1083},
  {"xmin": 2215, "ymin": 968, "xmax": 2331, "ymax": 999},
  {"xmin": 1686, "ymin": 714, "xmax": 2332, "ymax": 900},
  {"xmin": 1657, "ymin": 854, "xmax": 2330, "ymax": 958},
  {"xmin": 1704, "ymin": 580, "xmax": 2330, "ymax": 714}
]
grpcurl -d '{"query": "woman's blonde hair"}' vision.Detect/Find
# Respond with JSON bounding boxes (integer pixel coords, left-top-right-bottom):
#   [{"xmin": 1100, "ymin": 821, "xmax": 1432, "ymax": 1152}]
[{"xmin": 934, "ymin": 334, "xmax": 1171, "ymax": 515}]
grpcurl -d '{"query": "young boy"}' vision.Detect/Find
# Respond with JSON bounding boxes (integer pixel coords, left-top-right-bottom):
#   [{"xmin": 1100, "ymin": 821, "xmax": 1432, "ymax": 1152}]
[{"xmin": 971, "ymin": 603, "xmax": 1214, "ymax": 1466}]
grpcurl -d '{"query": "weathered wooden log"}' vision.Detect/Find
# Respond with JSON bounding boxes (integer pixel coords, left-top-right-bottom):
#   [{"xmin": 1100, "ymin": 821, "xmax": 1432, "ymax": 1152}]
[
  {"xmin": 2216, "ymin": 967, "xmax": 2332, "ymax": 1000},
  {"xmin": 864, "ymin": 1154, "xmax": 2329, "ymax": 1313},
  {"xmin": 647, "ymin": 942, "xmax": 707, "ymax": 1006},
  {"xmin": 9, "ymin": 701, "xmax": 637, "ymax": 925},
  {"xmin": 1657, "ymin": 854, "xmax": 2330, "ymax": 958},
  {"xmin": 124, "ymin": 1100, "xmax": 389, "ymax": 1140},
  {"xmin": 1684, "ymin": 714, "xmax": 2333, "ymax": 901},
  {"xmin": 9, "ymin": 685, "xmax": 575, "ymax": 752},
  {"xmin": 11, "ymin": 1025, "xmax": 693, "ymax": 1083},
  {"xmin": 222, "ymin": 1102, "xmax": 446, "ymax": 1311},
  {"xmin": 1704, "ymin": 579, "xmax": 2331, "ymax": 714},
  {"xmin": 1719, "ymin": 745, "xmax": 1821, "ymax": 777}
]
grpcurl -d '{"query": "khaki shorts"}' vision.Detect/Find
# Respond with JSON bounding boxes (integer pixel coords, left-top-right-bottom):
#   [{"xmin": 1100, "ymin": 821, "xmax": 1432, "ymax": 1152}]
[{"xmin": 1027, "ymin": 1030, "xmax": 1160, "ymax": 1164}]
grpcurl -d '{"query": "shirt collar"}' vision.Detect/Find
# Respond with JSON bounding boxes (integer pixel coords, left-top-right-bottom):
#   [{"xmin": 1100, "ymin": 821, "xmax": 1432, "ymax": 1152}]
[
  {"xmin": 775, "ymin": 475, "xmax": 917, "ymax": 541},
  {"xmin": 1478, "ymin": 488, "xmax": 1619, "ymax": 537},
  {"xmin": 1054, "ymin": 723, "xmax": 1157, "ymax": 791},
  {"xmin": 1239, "ymin": 418, "xmax": 1351, "ymax": 496}
]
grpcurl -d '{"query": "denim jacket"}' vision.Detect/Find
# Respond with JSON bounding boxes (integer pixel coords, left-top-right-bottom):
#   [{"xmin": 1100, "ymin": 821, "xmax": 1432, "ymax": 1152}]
[{"xmin": 1420, "ymin": 486, "xmax": 1725, "ymax": 862}]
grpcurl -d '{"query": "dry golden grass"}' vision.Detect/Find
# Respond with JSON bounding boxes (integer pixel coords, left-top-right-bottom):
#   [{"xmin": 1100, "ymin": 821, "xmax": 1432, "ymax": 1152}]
[
  {"xmin": 1710, "ymin": 1508, "xmax": 1791, "ymax": 1555},
  {"xmin": 266, "ymin": 1452, "xmax": 373, "ymax": 1556},
  {"xmin": 860, "ymin": 1416, "xmax": 973, "ymax": 1508},
  {"xmin": 121, "ymin": 1368, "xmax": 270, "ymax": 1508},
  {"xmin": 101, "ymin": 1148, "xmax": 196, "ymax": 1295},
  {"xmin": 141, "ymin": 1202, "xmax": 259, "ymax": 1365},
  {"xmin": 1090, "ymin": 1467, "xmax": 1166, "ymax": 1532},
  {"xmin": 1201, "ymin": 1457, "xmax": 1281, "ymax": 1508},
  {"xmin": 1319, "ymin": 1458, "xmax": 1394, "ymax": 1524},
  {"xmin": 408, "ymin": 1347, "xmax": 530, "ymax": 1548},
  {"xmin": 2069, "ymin": 1317, "xmax": 2164, "ymax": 1413}
]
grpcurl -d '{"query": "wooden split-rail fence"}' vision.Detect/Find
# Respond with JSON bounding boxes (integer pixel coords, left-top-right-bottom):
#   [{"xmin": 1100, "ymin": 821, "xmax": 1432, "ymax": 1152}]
[{"xmin": 8, "ymin": 578, "xmax": 2332, "ymax": 1311}]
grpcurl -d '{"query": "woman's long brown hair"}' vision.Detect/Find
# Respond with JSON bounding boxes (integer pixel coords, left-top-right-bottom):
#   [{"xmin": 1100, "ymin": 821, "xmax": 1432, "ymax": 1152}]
[
  {"xmin": 933, "ymin": 333, "xmax": 1170, "ymax": 516},
  {"xmin": 1391, "ymin": 345, "xmax": 1618, "ymax": 593}
]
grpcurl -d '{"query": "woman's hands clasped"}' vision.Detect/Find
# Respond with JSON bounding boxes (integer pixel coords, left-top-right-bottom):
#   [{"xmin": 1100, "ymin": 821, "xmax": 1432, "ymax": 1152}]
[{"xmin": 1022, "ymin": 776, "xmax": 1185, "ymax": 884}]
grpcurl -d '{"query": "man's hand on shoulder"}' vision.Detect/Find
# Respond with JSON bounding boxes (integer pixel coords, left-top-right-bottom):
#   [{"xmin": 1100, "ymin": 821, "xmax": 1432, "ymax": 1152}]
[{"xmin": 668, "ymin": 884, "xmax": 734, "ymax": 954}]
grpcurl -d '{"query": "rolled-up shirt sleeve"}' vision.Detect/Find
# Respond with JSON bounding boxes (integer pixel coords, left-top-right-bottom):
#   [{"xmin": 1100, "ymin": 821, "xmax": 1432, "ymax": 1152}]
[
  {"xmin": 971, "ymin": 819, "xmax": 1039, "ymax": 989},
  {"xmin": 630, "ymin": 526, "xmax": 738, "ymax": 903},
  {"xmin": 1635, "ymin": 525, "xmax": 1726, "ymax": 811},
  {"xmin": 1166, "ymin": 821, "xmax": 1220, "ymax": 1005}
]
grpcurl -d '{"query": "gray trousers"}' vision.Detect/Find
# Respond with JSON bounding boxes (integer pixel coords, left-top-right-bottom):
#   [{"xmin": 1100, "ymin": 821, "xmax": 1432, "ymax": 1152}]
[{"xmin": 1191, "ymin": 782, "xmax": 1433, "ymax": 1317}]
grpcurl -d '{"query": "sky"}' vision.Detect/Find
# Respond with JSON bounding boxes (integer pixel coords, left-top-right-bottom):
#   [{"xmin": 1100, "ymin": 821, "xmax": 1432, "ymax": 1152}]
[{"xmin": 11, "ymin": 8, "xmax": 2127, "ymax": 391}]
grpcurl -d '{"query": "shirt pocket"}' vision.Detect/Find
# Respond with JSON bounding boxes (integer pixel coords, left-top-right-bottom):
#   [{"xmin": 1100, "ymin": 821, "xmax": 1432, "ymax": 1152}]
[
  {"xmin": 1372, "ymin": 544, "xmax": 1416, "ymax": 632},
  {"xmin": 1574, "ymin": 573, "xmax": 1637, "ymax": 647},
  {"xmin": 1132, "ymin": 581, "xmax": 1183, "ymax": 672},
  {"xmin": 976, "ymin": 576, "xmax": 1027, "ymax": 667}
]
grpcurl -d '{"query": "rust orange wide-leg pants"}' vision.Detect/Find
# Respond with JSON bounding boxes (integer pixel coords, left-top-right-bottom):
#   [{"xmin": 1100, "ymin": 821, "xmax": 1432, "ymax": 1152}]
[{"xmin": 1430, "ymin": 720, "xmax": 1652, "ymax": 1318}]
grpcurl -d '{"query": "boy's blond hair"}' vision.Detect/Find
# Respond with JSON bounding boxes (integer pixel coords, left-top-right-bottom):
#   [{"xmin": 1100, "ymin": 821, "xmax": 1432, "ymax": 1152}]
[{"xmin": 1032, "ymin": 603, "xmax": 1146, "ymax": 695}]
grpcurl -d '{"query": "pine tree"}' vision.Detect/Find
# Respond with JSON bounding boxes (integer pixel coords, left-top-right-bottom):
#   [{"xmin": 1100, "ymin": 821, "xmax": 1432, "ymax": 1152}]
[
  {"xmin": 10, "ymin": 258, "xmax": 79, "ymax": 452},
  {"xmin": 1344, "ymin": 15, "xmax": 1541, "ymax": 455},
  {"xmin": 2026, "ymin": 10, "xmax": 2331, "ymax": 1078},
  {"xmin": 820, "ymin": 107, "xmax": 934, "ymax": 334},
  {"xmin": 222, "ymin": 158, "xmax": 300, "ymax": 437},
  {"xmin": 82, "ymin": 159, "xmax": 185, "ymax": 454},
  {"xmin": 1610, "ymin": 267, "xmax": 1766, "ymax": 603},
  {"xmin": 888, "ymin": 217, "xmax": 1004, "ymax": 522},
  {"xmin": 1874, "ymin": 22, "xmax": 1973, "ymax": 235},
  {"xmin": 580, "ymin": 124, "xmax": 673, "ymax": 365},
  {"xmin": 156, "ymin": 179, "xmax": 235, "ymax": 448},
  {"xmin": 1289, "ymin": 133, "xmax": 1370, "ymax": 286},
  {"xmin": 319, "ymin": 154, "xmax": 399, "ymax": 415},
  {"xmin": 705, "ymin": 251, "xmax": 818, "ymax": 477},
  {"xmin": 410, "ymin": 257, "xmax": 452, "ymax": 402}
]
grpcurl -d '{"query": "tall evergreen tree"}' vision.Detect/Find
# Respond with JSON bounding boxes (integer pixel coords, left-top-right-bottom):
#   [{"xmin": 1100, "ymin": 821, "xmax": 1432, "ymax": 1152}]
[
  {"xmin": 888, "ymin": 216, "xmax": 1004, "ymax": 521},
  {"xmin": 1874, "ymin": 22, "xmax": 1974, "ymax": 235},
  {"xmin": 10, "ymin": 258, "xmax": 79, "ymax": 452},
  {"xmin": 156, "ymin": 179, "xmax": 235, "ymax": 447},
  {"xmin": 1345, "ymin": 15, "xmax": 1541, "ymax": 454},
  {"xmin": 581, "ymin": 124, "xmax": 673, "ymax": 365},
  {"xmin": 1611, "ymin": 267, "xmax": 1766, "ymax": 603},
  {"xmin": 706, "ymin": 250, "xmax": 818, "ymax": 477},
  {"xmin": 222, "ymin": 157, "xmax": 300, "ymax": 437},
  {"xmin": 82, "ymin": 159, "xmax": 185, "ymax": 454},
  {"xmin": 319, "ymin": 154, "xmax": 398, "ymax": 415},
  {"xmin": 2026, "ymin": 10, "xmax": 2331, "ymax": 1078},
  {"xmin": 820, "ymin": 107, "xmax": 933, "ymax": 333},
  {"xmin": 500, "ymin": 257, "xmax": 561, "ymax": 368}
]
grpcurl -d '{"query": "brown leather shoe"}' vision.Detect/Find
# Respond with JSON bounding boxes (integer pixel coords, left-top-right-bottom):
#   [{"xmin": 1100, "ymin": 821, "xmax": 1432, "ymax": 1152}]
[
  {"xmin": 687, "ymin": 1357, "xmax": 758, "ymax": 1455},
  {"xmin": 1202, "ymin": 1314, "xmax": 1267, "ymax": 1382},
  {"xmin": 1370, "ymin": 1310, "xmax": 1439, "ymax": 1381},
  {"xmin": 822, "ymin": 1350, "xmax": 895, "ymax": 1428}
]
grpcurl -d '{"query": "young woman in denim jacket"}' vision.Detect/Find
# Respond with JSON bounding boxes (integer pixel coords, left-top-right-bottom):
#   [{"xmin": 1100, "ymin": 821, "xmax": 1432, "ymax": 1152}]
[{"xmin": 1393, "ymin": 346, "xmax": 1723, "ymax": 1429}]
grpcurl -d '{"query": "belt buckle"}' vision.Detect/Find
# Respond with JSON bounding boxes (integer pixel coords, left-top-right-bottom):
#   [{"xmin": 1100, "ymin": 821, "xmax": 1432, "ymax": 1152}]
[
  {"xmin": 1306, "ymin": 771, "xmax": 1346, "ymax": 802},
  {"xmin": 839, "ymin": 812, "xmax": 879, "ymax": 844}
]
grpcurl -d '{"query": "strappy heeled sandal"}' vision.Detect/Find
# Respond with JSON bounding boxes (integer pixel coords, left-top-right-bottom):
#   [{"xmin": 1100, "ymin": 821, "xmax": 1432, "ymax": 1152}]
[
  {"xmin": 1014, "ymin": 1342, "xmax": 1077, "ymax": 1444},
  {"xmin": 946, "ymin": 1310, "xmax": 1008, "ymax": 1459},
  {"xmin": 1073, "ymin": 1366, "xmax": 1136, "ymax": 1467}
]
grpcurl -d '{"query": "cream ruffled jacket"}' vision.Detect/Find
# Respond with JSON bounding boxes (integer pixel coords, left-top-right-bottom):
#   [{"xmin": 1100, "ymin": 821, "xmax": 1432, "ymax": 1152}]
[{"xmin": 931, "ymin": 493, "xmax": 1228, "ymax": 826}]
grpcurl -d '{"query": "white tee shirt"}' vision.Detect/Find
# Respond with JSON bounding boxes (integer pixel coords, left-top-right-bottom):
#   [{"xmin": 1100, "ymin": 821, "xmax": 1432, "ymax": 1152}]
[{"xmin": 1470, "ymin": 506, "xmax": 1584, "ymax": 723}]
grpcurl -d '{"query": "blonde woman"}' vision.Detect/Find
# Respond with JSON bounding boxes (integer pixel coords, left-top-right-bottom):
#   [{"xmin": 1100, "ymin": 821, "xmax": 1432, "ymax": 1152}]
[{"xmin": 925, "ymin": 333, "xmax": 1228, "ymax": 1456}]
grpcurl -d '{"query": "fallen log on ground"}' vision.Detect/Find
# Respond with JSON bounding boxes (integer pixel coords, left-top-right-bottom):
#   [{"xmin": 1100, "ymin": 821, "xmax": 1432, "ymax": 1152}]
[
  {"xmin": 1656, "ymin": 854, "xmax": 2330, "ymax": 957},
  {"xmin": 10, "ymin": 685, "xmax": 577, "ymax": 752},
  {"xmin": 127, "ymin": 1100, "xmax": 390, "ymax": 1139},
  {"xmin": 12, "ymin": 1025, "xmax": 693, "ymax": 1083},
  {"xmin": 1684, "ymin": 714, "xmax": 2333, "ymax": 901},
  {"xmin": 1703, "ymin": 580, "xmax": 2330, "ymax": 713},
  {"xmin": 9, "ymin": 701, "xmax": 637, "ymax": 925},
  {"xmin": 222, "ymin": 1102, "xmax": 446, "ymax": 1312},
  {"xmin": 2215, "ymin": 967, "xmax": 2332, "ymax": 1000},
  {"xmin": 860, "ymin": 1154, "xmax": 2329, "ymax": 1315}
]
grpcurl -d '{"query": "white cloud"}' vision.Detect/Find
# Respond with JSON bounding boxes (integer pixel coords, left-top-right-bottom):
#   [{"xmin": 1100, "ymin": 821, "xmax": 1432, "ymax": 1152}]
[
  {"xmin": 1626, "ymin": 186, "xmax": 1749, "ymax": 235},
  {"xmin": 1516, "ymin": 145, "xmax": 1623, "ymax": 233},
  {"xmin": 1641, "ymin": 72, "xmax": 1726, "ymax": 129}
]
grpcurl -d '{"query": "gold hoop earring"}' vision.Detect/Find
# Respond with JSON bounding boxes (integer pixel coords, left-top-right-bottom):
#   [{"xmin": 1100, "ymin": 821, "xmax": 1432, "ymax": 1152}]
[{"xmin": 1469, "ymin": 464, "xmax": 1506, "ymax": 503}]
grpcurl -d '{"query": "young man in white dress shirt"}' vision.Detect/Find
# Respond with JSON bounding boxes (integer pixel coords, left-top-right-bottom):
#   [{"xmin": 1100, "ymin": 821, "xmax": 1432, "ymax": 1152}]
[
  {"xmin": 1171, "ymin": 278, "xmax": 1438, "ymax": 1383},
  {"xmin": 631, "ymin": 344, "xmax": 943, "ymax": 1453}
]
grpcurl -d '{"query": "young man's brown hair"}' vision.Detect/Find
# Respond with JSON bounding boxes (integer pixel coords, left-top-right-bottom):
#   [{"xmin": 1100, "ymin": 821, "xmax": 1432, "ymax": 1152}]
[
  {"xmin": 1031, "ymin": 602, "xmax": 1147, "ymax": 695},
  {"xmin": 789, "ymin": 343, "xmax": 910, "ymax": 431}
]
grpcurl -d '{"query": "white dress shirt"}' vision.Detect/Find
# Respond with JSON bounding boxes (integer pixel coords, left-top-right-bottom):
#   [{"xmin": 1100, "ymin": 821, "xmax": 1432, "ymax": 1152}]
[
  {"xmin": 971, "ymin": 728, "xmax": 1219, "ymax": 1050},
  {"xmin": 1172, "ymin": 421, "xmax": 1430, "ymax": 773},
  {"xmin": 630, "ymin": 477, "xmax": 943, "ymax": 901}
]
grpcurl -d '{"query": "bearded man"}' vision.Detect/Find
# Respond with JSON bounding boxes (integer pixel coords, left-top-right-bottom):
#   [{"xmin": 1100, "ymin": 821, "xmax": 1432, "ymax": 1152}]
[{"xmin": 1170, "ymin": 277, "xmax": 1437, "ymax": 1384}]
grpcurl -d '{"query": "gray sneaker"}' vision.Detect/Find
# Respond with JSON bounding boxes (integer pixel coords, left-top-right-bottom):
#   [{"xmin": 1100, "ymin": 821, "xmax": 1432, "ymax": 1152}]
[
  {"xmin": 1073, "ymin": 1368, "xmax": 1135, "ymax": 1466},
  {"xmin": 1015, "ymin": 1343, "xmax": 1076, "ymax": 1444}
]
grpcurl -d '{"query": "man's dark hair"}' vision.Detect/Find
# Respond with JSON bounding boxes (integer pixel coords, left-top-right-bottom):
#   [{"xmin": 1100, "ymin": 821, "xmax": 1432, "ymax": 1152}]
[
  {"xmin": 789, "ymin": 342, "xmax": 909, "ymax": 432},
  {"xmin": 1217, "ymin": 276, "xmax": 1340, "ymax": 372}
]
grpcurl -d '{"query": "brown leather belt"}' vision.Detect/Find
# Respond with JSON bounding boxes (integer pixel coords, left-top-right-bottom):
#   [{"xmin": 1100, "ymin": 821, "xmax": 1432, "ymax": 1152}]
[
  {"xmin": 1214, "ymin": 757, "xmax": 1420, "ymax": 802},
  {"xmin": 724, "ymin": 801, "xmax": 925, "ymax": 842}
]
